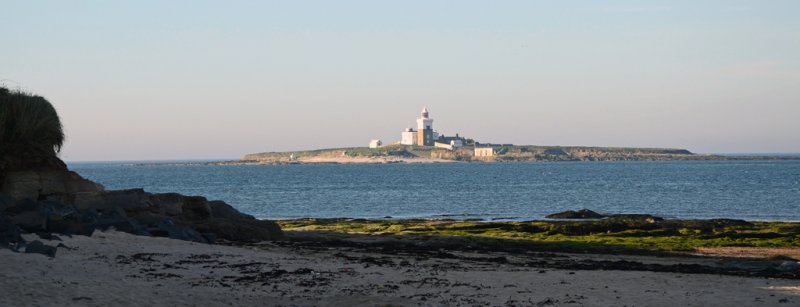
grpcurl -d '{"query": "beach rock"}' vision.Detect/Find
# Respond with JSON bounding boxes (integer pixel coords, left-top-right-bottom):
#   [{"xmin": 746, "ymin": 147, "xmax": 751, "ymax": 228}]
[
  {"xmin": 0, "ymin": 170, "xmax": 102, "ymax": 201},
  {"xmin": 24, "ymin": 240, "xmax": 57, "ymax": 257},
  {"xmin": 546, "ymin": 209, "xmax": 605, "ymax": 219},
  {"xmin": 208, "ymin": 200, "xmax": 251, "ymax": 220},
  {"xmin": 200, "ymin": 232, "xmax": 217, "ymax": 243},
  {"xmin": 3, "ymin": 197, "xmax": 37, "ymax": 214},
  {"xmin": 48, "ymin": 215, "xmax": 96, "ymax": 236},
  {"xmin": 181, "ymin": 196, "xmax": 212, "ymax": 220},
  {"xmin": 2, "ymin": 161, "xmax": 284, "ymax": 244},
  {"xmin": 9, "ymin": 210, "xmax": 46, "ymax": 231},
  {"xmin": 74, "ymin": 189, "xmax": 151, "ymax": 212},
  {"xmin": 193, "ymin": 218, "xmax": 283, "ymax": 242},
  {"xmin": 94, "ymin": 213, "xmax": 150, "ymax": 236},
  {"xmin": 154, "ymin": 219, "xmax": 207, "ymax": 243},
  {"xmin": 0, "ymin": 171, "xmax": 44, "ymax": 200},
  {"xmin": 778, "ymin": 261, "xmax": 800, "ymax": 272},
  {"xmin": 3, "ymin": 198, "xmax": 90, "ymax": 234},
  {"xmin": 36, "ymin": 232, "xmax": 61, "ymax": 241},
  {"xmin": 1, "ymin": 88, "xmax": 281, "ymax": 245},
  {"xmin": 0, "ymin": 194, "xmax": 15, "ymax": 211},
  {"xmin": 39, "ymin": 200, "xmax": 81, "ymax": 233},
  {"xmin": 0, "ymin": 216, "xmax": 23, "ymax": 250},
  {"xmin": 150, "ymin": 193, "xmax": 184, "ymax": 216}
]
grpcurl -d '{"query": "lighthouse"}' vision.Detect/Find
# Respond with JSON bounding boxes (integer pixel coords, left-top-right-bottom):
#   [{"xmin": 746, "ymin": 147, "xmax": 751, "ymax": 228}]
[{"xmin": 416, "ymin": 107, "xmax": 435, "ymax": 146}]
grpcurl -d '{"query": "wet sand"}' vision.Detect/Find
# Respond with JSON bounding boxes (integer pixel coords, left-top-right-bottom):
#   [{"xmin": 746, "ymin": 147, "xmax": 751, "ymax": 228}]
[{"xmin": 2, "ymin": 230, "xmax": 799, "ymax": 306}]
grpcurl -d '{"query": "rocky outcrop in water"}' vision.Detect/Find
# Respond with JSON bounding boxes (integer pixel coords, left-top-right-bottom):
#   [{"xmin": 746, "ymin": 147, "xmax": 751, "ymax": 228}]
[{"xmin": 546, "ymin": 209, "xmax": 606, "ymax": 219}]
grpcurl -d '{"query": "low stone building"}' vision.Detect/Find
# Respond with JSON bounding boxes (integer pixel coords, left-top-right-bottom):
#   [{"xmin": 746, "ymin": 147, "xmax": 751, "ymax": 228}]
[
  {"xmin": 369, "ymin": 139, "xmax": 382, "ymax": 148},
  {"xmin": 475, "ymin": 147, "xmax": 495, "ymax": 157},
  {"xmin": 435, "ymin": 140, "xmax": 464, "ymax": 151},
  {"xmin": 400, "ymin": 128, "xmax": 416, "ymax": 145}
]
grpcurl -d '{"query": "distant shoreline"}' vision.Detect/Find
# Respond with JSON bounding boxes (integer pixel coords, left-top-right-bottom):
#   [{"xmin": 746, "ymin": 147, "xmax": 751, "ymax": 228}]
[
  {"xmin": 77, "ymin": 155, "xmax": 800, "ymax": 167},
  {"xmin": 240, "ymin": 145, "xmax": 800, "ymax": 164},
  {"xmin": 62, "ymin": 152, "xmax": 800, "ymax": 165}
]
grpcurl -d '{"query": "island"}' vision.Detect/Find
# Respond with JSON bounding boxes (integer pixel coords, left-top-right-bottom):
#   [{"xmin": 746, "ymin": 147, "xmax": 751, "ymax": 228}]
[
  {"xmin": 242, "ymin": 107, "xmax": 795, "ymax": 164},
  {"xmin": 241, "ymin": 144, "xmax": 711, "ymax": 164}
]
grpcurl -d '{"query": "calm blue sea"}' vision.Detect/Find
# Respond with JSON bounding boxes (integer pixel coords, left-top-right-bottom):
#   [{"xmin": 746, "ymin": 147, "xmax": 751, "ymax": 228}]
[{"xmin": 68, "ymin": 161, "xmax": 800, "ymax": 221}]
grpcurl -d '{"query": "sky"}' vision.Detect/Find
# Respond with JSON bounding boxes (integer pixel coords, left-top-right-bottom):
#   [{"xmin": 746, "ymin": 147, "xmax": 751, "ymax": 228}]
[{"xmin": 2, "ymin": 1, "xmax": 799, "ymax": 161}]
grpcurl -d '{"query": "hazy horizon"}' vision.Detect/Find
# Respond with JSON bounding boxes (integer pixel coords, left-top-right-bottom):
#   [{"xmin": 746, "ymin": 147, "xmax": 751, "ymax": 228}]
[{"xmin": 3, "ymin": 1, "xmax": 799, "ymax": 161}]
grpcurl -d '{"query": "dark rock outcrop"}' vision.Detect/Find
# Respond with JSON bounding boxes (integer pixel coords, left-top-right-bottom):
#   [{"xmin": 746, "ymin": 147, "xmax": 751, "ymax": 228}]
[
  {"xmin": 24, "ymin": 240, "xmax": 57, "ymax": 257},
  {"xmin": 0, "ymin": 168, "xmax": 284, "ymax": 247},
  {"xmin": 546, "ymin": 209, "xmax": 605, "ymax": 219},
  {"xmin": 1, "ymin": 86, "xmax": 281, "ymax": 248}
]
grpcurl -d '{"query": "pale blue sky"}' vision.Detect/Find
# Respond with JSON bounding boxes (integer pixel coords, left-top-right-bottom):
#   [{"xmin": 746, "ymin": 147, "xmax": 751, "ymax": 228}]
[{"xmin": 2, "ymin": 1, "xmax": 799, "ymax": 160}]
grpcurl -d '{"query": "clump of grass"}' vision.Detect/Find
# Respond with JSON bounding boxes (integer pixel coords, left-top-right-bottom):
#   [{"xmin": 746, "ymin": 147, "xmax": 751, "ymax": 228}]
[{"xmin": 0, "ymin": 86, "xmax": 65, "ymax": 170}]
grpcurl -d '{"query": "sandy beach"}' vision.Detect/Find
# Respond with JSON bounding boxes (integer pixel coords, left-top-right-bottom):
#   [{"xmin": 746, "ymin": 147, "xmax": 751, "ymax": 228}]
[{"xmin": 3, "ymin": 230, "xmax": 799, "ymax": 307}]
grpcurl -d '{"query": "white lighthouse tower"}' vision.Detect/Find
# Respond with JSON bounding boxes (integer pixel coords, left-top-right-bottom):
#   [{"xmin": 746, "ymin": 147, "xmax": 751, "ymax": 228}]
[
  {"xmin": 416, "ymin": 107, "xmax": 433, "ymax": 130},
  {"xmin": 416, "ymin": 107, "xmax": 435, "ymax": 146}
]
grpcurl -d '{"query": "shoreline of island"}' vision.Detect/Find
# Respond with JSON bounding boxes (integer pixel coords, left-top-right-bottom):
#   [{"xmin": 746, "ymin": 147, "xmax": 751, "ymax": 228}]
[
  {"xmin": 236, "ymin": 145, "xmax": 800, "ymax": 165},
  {"xmin": 116, "ymin": 152, "xmax": 800, "ymax": 167}
]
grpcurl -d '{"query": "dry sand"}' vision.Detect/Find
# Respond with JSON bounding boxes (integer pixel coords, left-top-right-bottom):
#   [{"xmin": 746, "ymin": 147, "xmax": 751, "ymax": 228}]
[
  {"xmin": 2, "ymin": 230, "xmax": 799, "ymax": 307},
  {"xmin": 693, "ymin": 247, "xmax": 800, "ymax": 260}
]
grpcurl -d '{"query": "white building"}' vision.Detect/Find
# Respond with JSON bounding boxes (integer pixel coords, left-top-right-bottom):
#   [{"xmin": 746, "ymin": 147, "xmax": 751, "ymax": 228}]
[
  {"xmin": 475, "ymin": 147, "xmax": 495, "ymax": 157},
  {"xmin": 434, "ymin": 140, "xmax": 464, "ymax": 151},
  {"xmin": 398, "ymin": 107, "xmax": 463, "ymax": 147},
  {"xmin": 369, "ymin": 139, "xmax": 382, "ymax": 148},
  {"xmin": 400, "ymin": 128, "xmax": 416, "ymax": 145}
]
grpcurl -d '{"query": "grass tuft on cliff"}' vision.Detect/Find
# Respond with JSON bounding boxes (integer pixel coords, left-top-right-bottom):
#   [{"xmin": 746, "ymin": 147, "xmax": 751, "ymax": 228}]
[{"xmin": 0, "ymin": 86, "xmax": 65, "ymax": 169}]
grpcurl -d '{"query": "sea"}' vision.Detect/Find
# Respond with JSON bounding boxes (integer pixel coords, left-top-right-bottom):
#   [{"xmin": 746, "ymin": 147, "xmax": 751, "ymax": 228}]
[{"xmin": 68, "ymin": 160, "xmax": 800, "ymax": 222}]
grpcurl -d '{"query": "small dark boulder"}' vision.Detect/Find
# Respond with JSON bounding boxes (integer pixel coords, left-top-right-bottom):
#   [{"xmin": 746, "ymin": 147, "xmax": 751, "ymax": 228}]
[
  {"xmin": 36, "ymin": 232, "xmax": 61, "ymax": 241},
  {"xmin": 153, "ymin": 219, "xmax": 207, "ymax": 243},
  {"xmin": 546, "ymin": 209, "xmax": 605, "ymax": 219},
  {"xmin": 47, "ymin": 216, "xmax": 96, "ymax": 236},
  {"xmin": 9, "ymin": 210, "xmax": 46, "ymax": 231},
  {"xmin": 200, "ymin": 232, "xmax": 217, "ymax": 243},
  {"xmin": 94, "ymin": 213, "xmax": 150, "ymax": 236},
  {"xmin": 1, "ymin": 216, "xmax": 24, "ymax": 250},
  {"xmin": 24, "ymin": 240, "xmax": 57, "ymax": 257}
]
